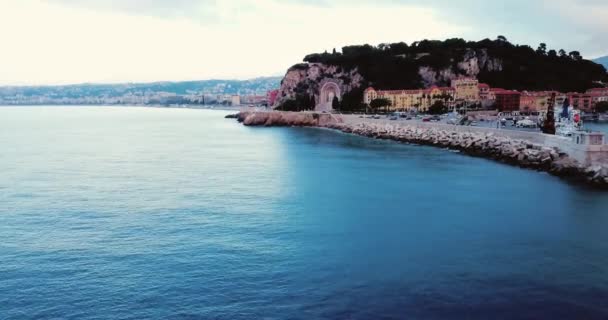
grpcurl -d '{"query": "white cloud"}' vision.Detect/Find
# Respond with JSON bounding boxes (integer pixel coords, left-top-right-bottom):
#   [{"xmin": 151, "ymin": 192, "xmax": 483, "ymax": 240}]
[
  {"xmin": 0, "ymin": 0, "xmax": 468, "ymax": 85},
  {"xmin": 542, "ymin": 0, "xmax": 608, "ymax": 57}
]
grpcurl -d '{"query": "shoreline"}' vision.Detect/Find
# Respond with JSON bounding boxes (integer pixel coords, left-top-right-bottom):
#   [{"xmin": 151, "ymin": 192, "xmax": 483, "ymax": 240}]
[{"xmin": 233, "ymin": 111, "xmax": 608, "ymax": 189}]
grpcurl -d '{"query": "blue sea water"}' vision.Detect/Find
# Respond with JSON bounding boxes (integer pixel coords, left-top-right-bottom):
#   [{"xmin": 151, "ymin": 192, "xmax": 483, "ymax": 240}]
[
  {"xmin": 586, "ymin": 122, "xmax": 608, "ymax": 135},
  {"xmin": 1, "ymin": 106, "xmax": 608, "ymax": 320}
]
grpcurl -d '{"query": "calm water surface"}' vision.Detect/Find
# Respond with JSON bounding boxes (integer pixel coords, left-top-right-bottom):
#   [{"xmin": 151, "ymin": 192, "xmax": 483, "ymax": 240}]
[{"xmin": 1, "ymin": 107, "xmax": 608, "ymax": 319}]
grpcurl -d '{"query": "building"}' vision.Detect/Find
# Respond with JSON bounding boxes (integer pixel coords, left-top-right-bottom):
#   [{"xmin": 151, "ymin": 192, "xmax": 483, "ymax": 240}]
[
  {"xmin": 491, "ymin": 88, "xmax": 521, "ymax": 112},
  {"xmin": 364, "ymin": 88, "xmax": 423, "ymax": 111},
  {"xmin": 363, "ymin": 86, "xmax": 454, "ymax": 112},
  {"xmin": 478, "ymin": 83, "xmax": 490, "ymax": 100},
  {"xmin": 559, "ymin": 89, "xmax": 608, "ymax": 113},
  {"xmin": 231, "ymin": 95, "xmax": 241, "ymax": 106},
  {"xmin": 519, "ymin": 91, "xmax": 558, "ymax": 113},
  {"xmin": 426, "ymin": 86, "xmax": 456, "ymax": 109},
  {"xmin": 568, "ymin": 92, "xmax": 593, "ymax": 113},
  {"xmin": 587, "ymin": 88, "xmax": 608, "ymax": 109},
  {"xmin": 451, "ymin": 77, "xmax": 480, "ymax": 102},
  {"xmin": 554, "ymin": 94, "xmax": 568, "ymax": 110}
]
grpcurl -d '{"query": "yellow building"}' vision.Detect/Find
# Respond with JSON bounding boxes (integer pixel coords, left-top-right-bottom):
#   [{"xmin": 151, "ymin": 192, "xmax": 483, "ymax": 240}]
[
  {"xmin": 451, "ymin": 77, "xmax": 480, "ymax": 102},
  {"xmin": 231, "ymin": 95, "xmax": 241, "ymax": 106},
  {"xmin": 364, "ymin": 86, "xmax": 455, "ymax": 112}
]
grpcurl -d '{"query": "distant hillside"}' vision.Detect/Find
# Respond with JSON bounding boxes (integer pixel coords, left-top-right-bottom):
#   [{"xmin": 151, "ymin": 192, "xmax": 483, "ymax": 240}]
[
  {"xmin": 594, "ymin": 56, "xmax": 608, "ymax": 70},
  {"xmin": 0, "ymin": 77, "xmax": 281, "ymax": 99},
  {"xmin": 276, "ymin": 37, "xmax": 608, "ymax": 109}
]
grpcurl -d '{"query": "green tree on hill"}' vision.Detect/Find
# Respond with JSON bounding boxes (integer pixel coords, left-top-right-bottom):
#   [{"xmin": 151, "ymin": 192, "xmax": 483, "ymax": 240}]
[
  {"xmin": 569, "ymin": 51, "xmax": 583, "ymax": 61},
  {"xmin": 536, "ymin": 43, "xmax": 547, "ymax": 55},
  {"xmin": 428, "ymin": 100, "xmax": 448, "ymax": 115},
  {"xmin": 300, "ymin": 37, "xmax": 607, "ymax": 96}
]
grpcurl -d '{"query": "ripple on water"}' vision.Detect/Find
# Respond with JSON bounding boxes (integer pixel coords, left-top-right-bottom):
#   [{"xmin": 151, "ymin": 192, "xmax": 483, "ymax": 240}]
[{"xmin": 0, "ymin": 107, "xmax": 607, "ymax": 319}]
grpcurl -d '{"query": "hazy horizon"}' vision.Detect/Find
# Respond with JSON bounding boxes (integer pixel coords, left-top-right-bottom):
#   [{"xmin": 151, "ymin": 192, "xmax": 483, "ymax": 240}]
[{"xmin": 0, "ymin": 76, "xmax": 283, "ymax": 88}]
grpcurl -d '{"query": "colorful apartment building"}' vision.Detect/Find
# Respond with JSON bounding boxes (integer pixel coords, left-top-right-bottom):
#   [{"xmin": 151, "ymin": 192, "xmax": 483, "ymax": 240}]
[
  {"xmin": 568, "ymin": 92, "xmax": 594, "ymax": 113},
  {"xmin": 586, "ymin": 88, "xmax": 608, "ymax": 109},
  {"xmin": 362, "ymin": 75, "xmax": 608, "ymax": 113},
  {"xmin": 519, "ymin": 91, "xmax": 557, "ymax": 113},
  {"xmin": 363, "ymin": 86, "xmax": 454, "ymax": 112},
  {"xmin": 563, "ymin": 89, "xmax": 608, "ymax": 113},
  {"xmin": 451, "ymin": 77, "xmax": 480, "ymax": 102},
  {"xmin": 491, "ymin": 88, "xmax": 520, "ymax": 112}
]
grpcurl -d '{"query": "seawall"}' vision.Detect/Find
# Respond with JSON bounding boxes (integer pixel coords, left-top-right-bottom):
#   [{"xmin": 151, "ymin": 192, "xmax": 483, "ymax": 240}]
[{"xmin": 233, "ymin": 111, "xmax": 608, "ymax": 188}]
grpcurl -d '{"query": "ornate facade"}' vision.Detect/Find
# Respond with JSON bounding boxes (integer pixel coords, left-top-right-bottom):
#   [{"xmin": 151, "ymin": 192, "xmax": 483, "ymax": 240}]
[{"xmin": 364, "ymin": 86, "xmax": 454, "ymax": 112}]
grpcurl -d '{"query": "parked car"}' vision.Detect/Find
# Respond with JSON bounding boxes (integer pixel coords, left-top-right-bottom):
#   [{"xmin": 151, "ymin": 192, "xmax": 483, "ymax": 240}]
[{"xmin": 516, "ymin": 119, "xmax": 537, "ymax": 128}]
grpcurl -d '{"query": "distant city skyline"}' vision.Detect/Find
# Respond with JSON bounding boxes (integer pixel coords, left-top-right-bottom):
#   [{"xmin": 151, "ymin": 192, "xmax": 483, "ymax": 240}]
[{"xmin": 0, "ymin": 0, "xmax": 606, "ymax": 86}]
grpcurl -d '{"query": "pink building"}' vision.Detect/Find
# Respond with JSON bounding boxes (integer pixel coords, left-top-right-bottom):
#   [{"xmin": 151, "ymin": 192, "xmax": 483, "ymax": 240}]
[
  {"xmin": 519, "ymin": 91, "xmax": 559, "ymax": 113},
  {"xmin": 568, "ymin": 92, "xmax": 594, "ymax": 113},
  {"xmin": 586, "ymin": 88, "xmax": 608, "ymax": 109}
]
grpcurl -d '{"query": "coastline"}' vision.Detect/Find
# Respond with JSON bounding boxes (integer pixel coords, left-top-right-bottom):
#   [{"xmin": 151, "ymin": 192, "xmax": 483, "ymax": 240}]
[{"xmin": 233, "ymin": 111, "xmax": 608, "ymax": 189}]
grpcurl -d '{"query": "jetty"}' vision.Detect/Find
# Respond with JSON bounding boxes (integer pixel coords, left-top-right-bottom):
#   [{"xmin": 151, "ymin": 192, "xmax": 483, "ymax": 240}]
[{"xmin": 232, "ymin": 111, "xmax": 608, "ymax": 188}]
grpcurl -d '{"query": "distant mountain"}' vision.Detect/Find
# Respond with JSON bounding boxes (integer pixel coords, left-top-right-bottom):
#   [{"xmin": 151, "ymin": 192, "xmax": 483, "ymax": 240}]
[
  {"xmin": 593, "ymin": 56, "xmax": 608, "ymax": 70},
  {"xmin": 0, "ymin": 77, "xmax": 281, "ymax": 98},
  {"xmin": 0, "ymin": 77, "xmax": 282, "ymax": 105}
]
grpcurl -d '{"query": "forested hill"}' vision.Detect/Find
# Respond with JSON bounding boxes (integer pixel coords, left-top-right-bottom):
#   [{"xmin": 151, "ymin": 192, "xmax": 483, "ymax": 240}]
[{"xmin": 302, "ymin": 37, "xmax": 607, "ymax": 93}]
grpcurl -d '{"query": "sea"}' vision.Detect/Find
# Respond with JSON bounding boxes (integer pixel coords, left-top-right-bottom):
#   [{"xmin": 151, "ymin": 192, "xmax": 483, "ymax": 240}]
[{"xmin": 1, "ymin": 106, "xmax": 608, "ymax": 320}]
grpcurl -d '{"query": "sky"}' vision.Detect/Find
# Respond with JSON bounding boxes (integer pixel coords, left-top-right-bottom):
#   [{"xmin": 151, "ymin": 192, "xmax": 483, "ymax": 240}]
[{"xmin": 0, "ymin": 0, "xmax": 606, "ymax": 85}]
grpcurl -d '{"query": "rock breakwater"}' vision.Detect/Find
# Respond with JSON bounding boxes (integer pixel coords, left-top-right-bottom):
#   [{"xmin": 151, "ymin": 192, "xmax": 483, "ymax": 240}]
[
  {"xmin": 232, "ymin": 111, "xmax": 608, "ymax": 188},
  {"xmin": 235, "ymin": 111, "xmax": 341, "ymax": 127}
]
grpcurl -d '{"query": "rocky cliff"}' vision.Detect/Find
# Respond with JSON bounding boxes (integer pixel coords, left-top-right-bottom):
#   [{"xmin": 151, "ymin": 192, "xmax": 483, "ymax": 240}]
[
  {"xmin": 274, "ymin": 63, "xmax": 365, "ymax": 108},
  {"xmin": 418, "ymin": 49, "xmax": 503, "ymax": 87},
  {"xmin": 275, "ymin": 48, "xmax": 503, "ymax": 109},
  {"xmin": 276, "ymin": 38, "xmax": 608, "ymax": 107}
]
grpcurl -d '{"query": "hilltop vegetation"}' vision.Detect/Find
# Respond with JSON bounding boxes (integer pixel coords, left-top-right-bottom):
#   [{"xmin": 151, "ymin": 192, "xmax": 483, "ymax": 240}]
[{"xmin": 302, "ymin": 37, "xmax": 607, "ymax": 93}]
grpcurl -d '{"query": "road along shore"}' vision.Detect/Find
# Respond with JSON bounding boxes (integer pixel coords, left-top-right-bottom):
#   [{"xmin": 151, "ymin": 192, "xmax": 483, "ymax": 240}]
[{"xmin": 231, "ymin": 111, "xmax": 608, "ymax": 189}]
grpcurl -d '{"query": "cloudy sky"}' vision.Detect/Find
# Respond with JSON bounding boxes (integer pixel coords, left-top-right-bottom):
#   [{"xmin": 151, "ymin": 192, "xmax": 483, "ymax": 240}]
[{"xmin": 0, "ymin": 0, "xmax": 606, "ymax": 85}]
